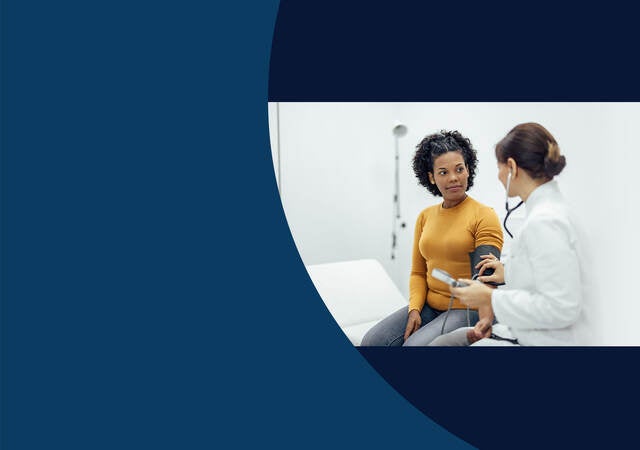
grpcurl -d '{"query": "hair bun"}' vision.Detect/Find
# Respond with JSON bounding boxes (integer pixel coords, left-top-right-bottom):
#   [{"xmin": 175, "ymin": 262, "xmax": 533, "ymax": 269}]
[
  {"xmin": 496, "ymin": 123, "xmax": 566, "ymax": 179},
  {"xmin": 542, "ymin": 141, "xmax": 565, "ymax": 177},
  {"xmin": 543, "ymin": 153, "xmax": 566, "ymax": 177}
]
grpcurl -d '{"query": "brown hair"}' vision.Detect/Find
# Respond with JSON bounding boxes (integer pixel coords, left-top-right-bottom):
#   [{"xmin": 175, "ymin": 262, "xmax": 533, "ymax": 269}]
[{"xmin": 495, "ymin": 122, "xmax": 566, "ymax": 179}]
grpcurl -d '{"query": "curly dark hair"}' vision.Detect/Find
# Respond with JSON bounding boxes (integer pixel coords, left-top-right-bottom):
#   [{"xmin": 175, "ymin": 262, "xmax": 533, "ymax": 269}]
[{"xmin": 412, "ymin": 130, "xmax": 478, "ymax": 197}]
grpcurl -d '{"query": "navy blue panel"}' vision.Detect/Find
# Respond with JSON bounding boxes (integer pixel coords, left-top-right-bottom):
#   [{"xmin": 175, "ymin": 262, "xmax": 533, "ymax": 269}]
[
  {"xmin": 359, "ymin": 347, "xmax": 639, "ymax": 449},
  {"xmin": 270, "ymin": 0, "xmax": 640, "ymax": 101}
]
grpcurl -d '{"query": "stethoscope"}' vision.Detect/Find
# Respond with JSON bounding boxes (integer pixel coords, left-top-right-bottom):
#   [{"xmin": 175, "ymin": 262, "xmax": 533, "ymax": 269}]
[{"xmin": 503, "ymin": 171, "xmax": 523, "ymax": 239}]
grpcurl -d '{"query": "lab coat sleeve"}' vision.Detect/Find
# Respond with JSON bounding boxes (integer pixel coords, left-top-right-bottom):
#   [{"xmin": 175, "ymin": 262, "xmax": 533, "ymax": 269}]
[{"xmin": 491, "ymin": 214, "xmax": 581, "ymax": 329}]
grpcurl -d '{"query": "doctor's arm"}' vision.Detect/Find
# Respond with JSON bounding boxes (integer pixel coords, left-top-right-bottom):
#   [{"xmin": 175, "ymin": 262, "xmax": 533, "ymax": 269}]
[{"xmin": 491, "ymin": 216, "xmax": 581, "ymax": 330}]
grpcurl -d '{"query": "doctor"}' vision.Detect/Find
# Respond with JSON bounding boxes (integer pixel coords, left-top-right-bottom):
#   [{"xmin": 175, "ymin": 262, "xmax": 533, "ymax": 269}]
[{"xmin": 430, "ymin": 122, "xmax": 583, "ymax": 346}]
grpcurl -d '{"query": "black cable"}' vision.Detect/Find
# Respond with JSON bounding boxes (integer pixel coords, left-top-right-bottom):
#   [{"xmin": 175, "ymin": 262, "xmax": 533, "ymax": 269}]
[
  {"xmin": 440, "ymin": 293, "xmax": 455, "ymax": 335},
  {"xmin": 503, "ymin": 200, "xmax": 524, "ymax": 238}
]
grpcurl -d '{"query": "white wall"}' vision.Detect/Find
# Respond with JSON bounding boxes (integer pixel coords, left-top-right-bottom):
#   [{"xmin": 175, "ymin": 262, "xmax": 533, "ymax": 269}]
[
  {"xmin": 267, "ymin": 102, "xmax": 280, "ymax": 191},
  {"xmin": 269, "ymin": 102, "xmax": 639, "ymax": 345}
]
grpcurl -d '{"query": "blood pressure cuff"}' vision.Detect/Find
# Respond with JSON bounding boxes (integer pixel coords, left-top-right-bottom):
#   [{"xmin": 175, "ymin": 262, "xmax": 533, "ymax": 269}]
[{"xmin": 468, "ymin": 245, "xmax": 501, "ymax": 282}]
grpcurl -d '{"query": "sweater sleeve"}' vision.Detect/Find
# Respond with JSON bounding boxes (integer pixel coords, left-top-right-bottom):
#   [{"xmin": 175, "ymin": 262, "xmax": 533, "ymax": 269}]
[
  {"xmin": 408, "ymin": 212, "xmax": 427, "ymax": 312},
  {"xmin": 492, "ymin": 215, "xmax": 581, "ymax": 329},
  {"xmin": 474, "ymin": 207, "xmax": 504, "ymax": 251}
]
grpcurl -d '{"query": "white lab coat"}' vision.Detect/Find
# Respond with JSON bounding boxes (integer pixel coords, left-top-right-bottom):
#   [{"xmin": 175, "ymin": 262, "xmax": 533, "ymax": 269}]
[{"xmin": 491, "ymin": 180, "xmax": 584, "ymax": 346}]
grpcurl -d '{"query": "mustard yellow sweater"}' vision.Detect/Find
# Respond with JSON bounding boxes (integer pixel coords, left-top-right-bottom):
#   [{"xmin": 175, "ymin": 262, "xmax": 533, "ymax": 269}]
[{"xmin": 409, "ymin": 196, "xmax": 503, "ymax": 312}]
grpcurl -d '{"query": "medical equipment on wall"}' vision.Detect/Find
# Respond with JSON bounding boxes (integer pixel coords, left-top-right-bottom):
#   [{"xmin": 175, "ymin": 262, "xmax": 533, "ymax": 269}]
[{"xmin": 391, "ymin": 121, "xmax": 408, "ymax": 260}]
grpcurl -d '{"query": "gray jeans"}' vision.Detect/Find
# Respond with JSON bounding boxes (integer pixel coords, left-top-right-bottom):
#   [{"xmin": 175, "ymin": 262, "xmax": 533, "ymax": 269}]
[
  {"xmin": 360, "ymin": 305, "xmax": 479, "ymax": 347},
  {"xmin": 429, "ymin": 327, "xmax": 520, "ymax": 346}
]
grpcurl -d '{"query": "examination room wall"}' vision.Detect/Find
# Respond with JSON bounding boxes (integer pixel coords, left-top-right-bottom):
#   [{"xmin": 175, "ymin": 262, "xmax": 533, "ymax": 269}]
[{"xmin": 268, "ymin": 102, "xmax": 639, "ymax": 345}]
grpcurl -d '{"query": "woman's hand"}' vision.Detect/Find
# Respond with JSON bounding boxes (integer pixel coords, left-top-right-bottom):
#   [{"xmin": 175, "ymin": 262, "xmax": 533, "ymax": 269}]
[
  {"xmin": 466, "ymin": 317, "xmax": 493, "ymax": 344},
  {"xmin": 404, "ymin": 309, "xmax": 422, "ymax": 341},
  {"xmin": 450, "ymin": 280, "xmax": 493, "ymax": 309},
  {"xmin": 475, "ymin": 253, "xmax": 505, "ymax": 284}
]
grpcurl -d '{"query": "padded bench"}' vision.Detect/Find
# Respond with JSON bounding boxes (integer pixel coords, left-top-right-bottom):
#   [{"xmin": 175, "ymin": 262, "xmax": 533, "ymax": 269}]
[{"xmin": 306, "ymin": 259, "xmax": 408, "ymax": 345}]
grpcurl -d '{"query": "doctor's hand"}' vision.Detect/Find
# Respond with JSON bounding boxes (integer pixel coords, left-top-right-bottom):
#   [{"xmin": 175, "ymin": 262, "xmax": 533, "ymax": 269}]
[
  {"xmin": 475, "ymin": 253, "xmax": 505, "ymax": 284},
  {"xmin": 404, "ymin": 309, "xmax": 422, "ymax": 342},
  {"xmin": 450, "ymin": 280, "xmax": 493, "ymax": 309}
]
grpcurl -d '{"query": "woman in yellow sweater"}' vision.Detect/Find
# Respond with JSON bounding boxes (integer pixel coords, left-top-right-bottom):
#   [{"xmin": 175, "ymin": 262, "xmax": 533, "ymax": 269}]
[{"xmin": 361, "ymin": 130, "xmax": 503, "ymax": 346}]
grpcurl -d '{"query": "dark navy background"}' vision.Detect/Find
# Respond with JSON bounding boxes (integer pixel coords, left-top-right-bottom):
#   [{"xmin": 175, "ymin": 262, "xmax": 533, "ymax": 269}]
[
  {"xmin": 2, "ymin": 1, "xmax": 638, "ymax": 449},
  {"xmin": 271, "ymin": 1, "xmax": 640, "ymax": 101}
]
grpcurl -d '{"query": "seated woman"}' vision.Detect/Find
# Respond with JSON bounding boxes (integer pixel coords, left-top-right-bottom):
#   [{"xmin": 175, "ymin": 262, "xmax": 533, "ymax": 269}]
[
  {"xmin": 430, "ymin": 122, "xmax": 583, "ymax": 346},
  {"xmin": 360, "ymin": 130, "xmax": 503, "ymax": 346}
]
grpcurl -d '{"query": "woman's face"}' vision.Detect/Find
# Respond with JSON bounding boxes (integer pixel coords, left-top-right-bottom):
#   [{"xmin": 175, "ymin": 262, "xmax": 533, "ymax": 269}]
[{"xmin": 428, "ymin": 151, "xmax": 469, "ymax": 206}]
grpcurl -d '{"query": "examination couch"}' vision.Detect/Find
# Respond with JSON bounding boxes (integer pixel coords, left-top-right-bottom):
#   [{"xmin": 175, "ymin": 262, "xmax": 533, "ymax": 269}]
[{"xmin": 305, "ymin": 259, "xmax": 408, "ymax": 345}]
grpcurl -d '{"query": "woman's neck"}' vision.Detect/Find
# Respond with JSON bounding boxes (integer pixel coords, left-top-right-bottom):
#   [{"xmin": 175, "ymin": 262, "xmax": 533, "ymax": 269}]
[{"xmin": 442, "ymin": 194, "xmax": 467, "ymax": 209}]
